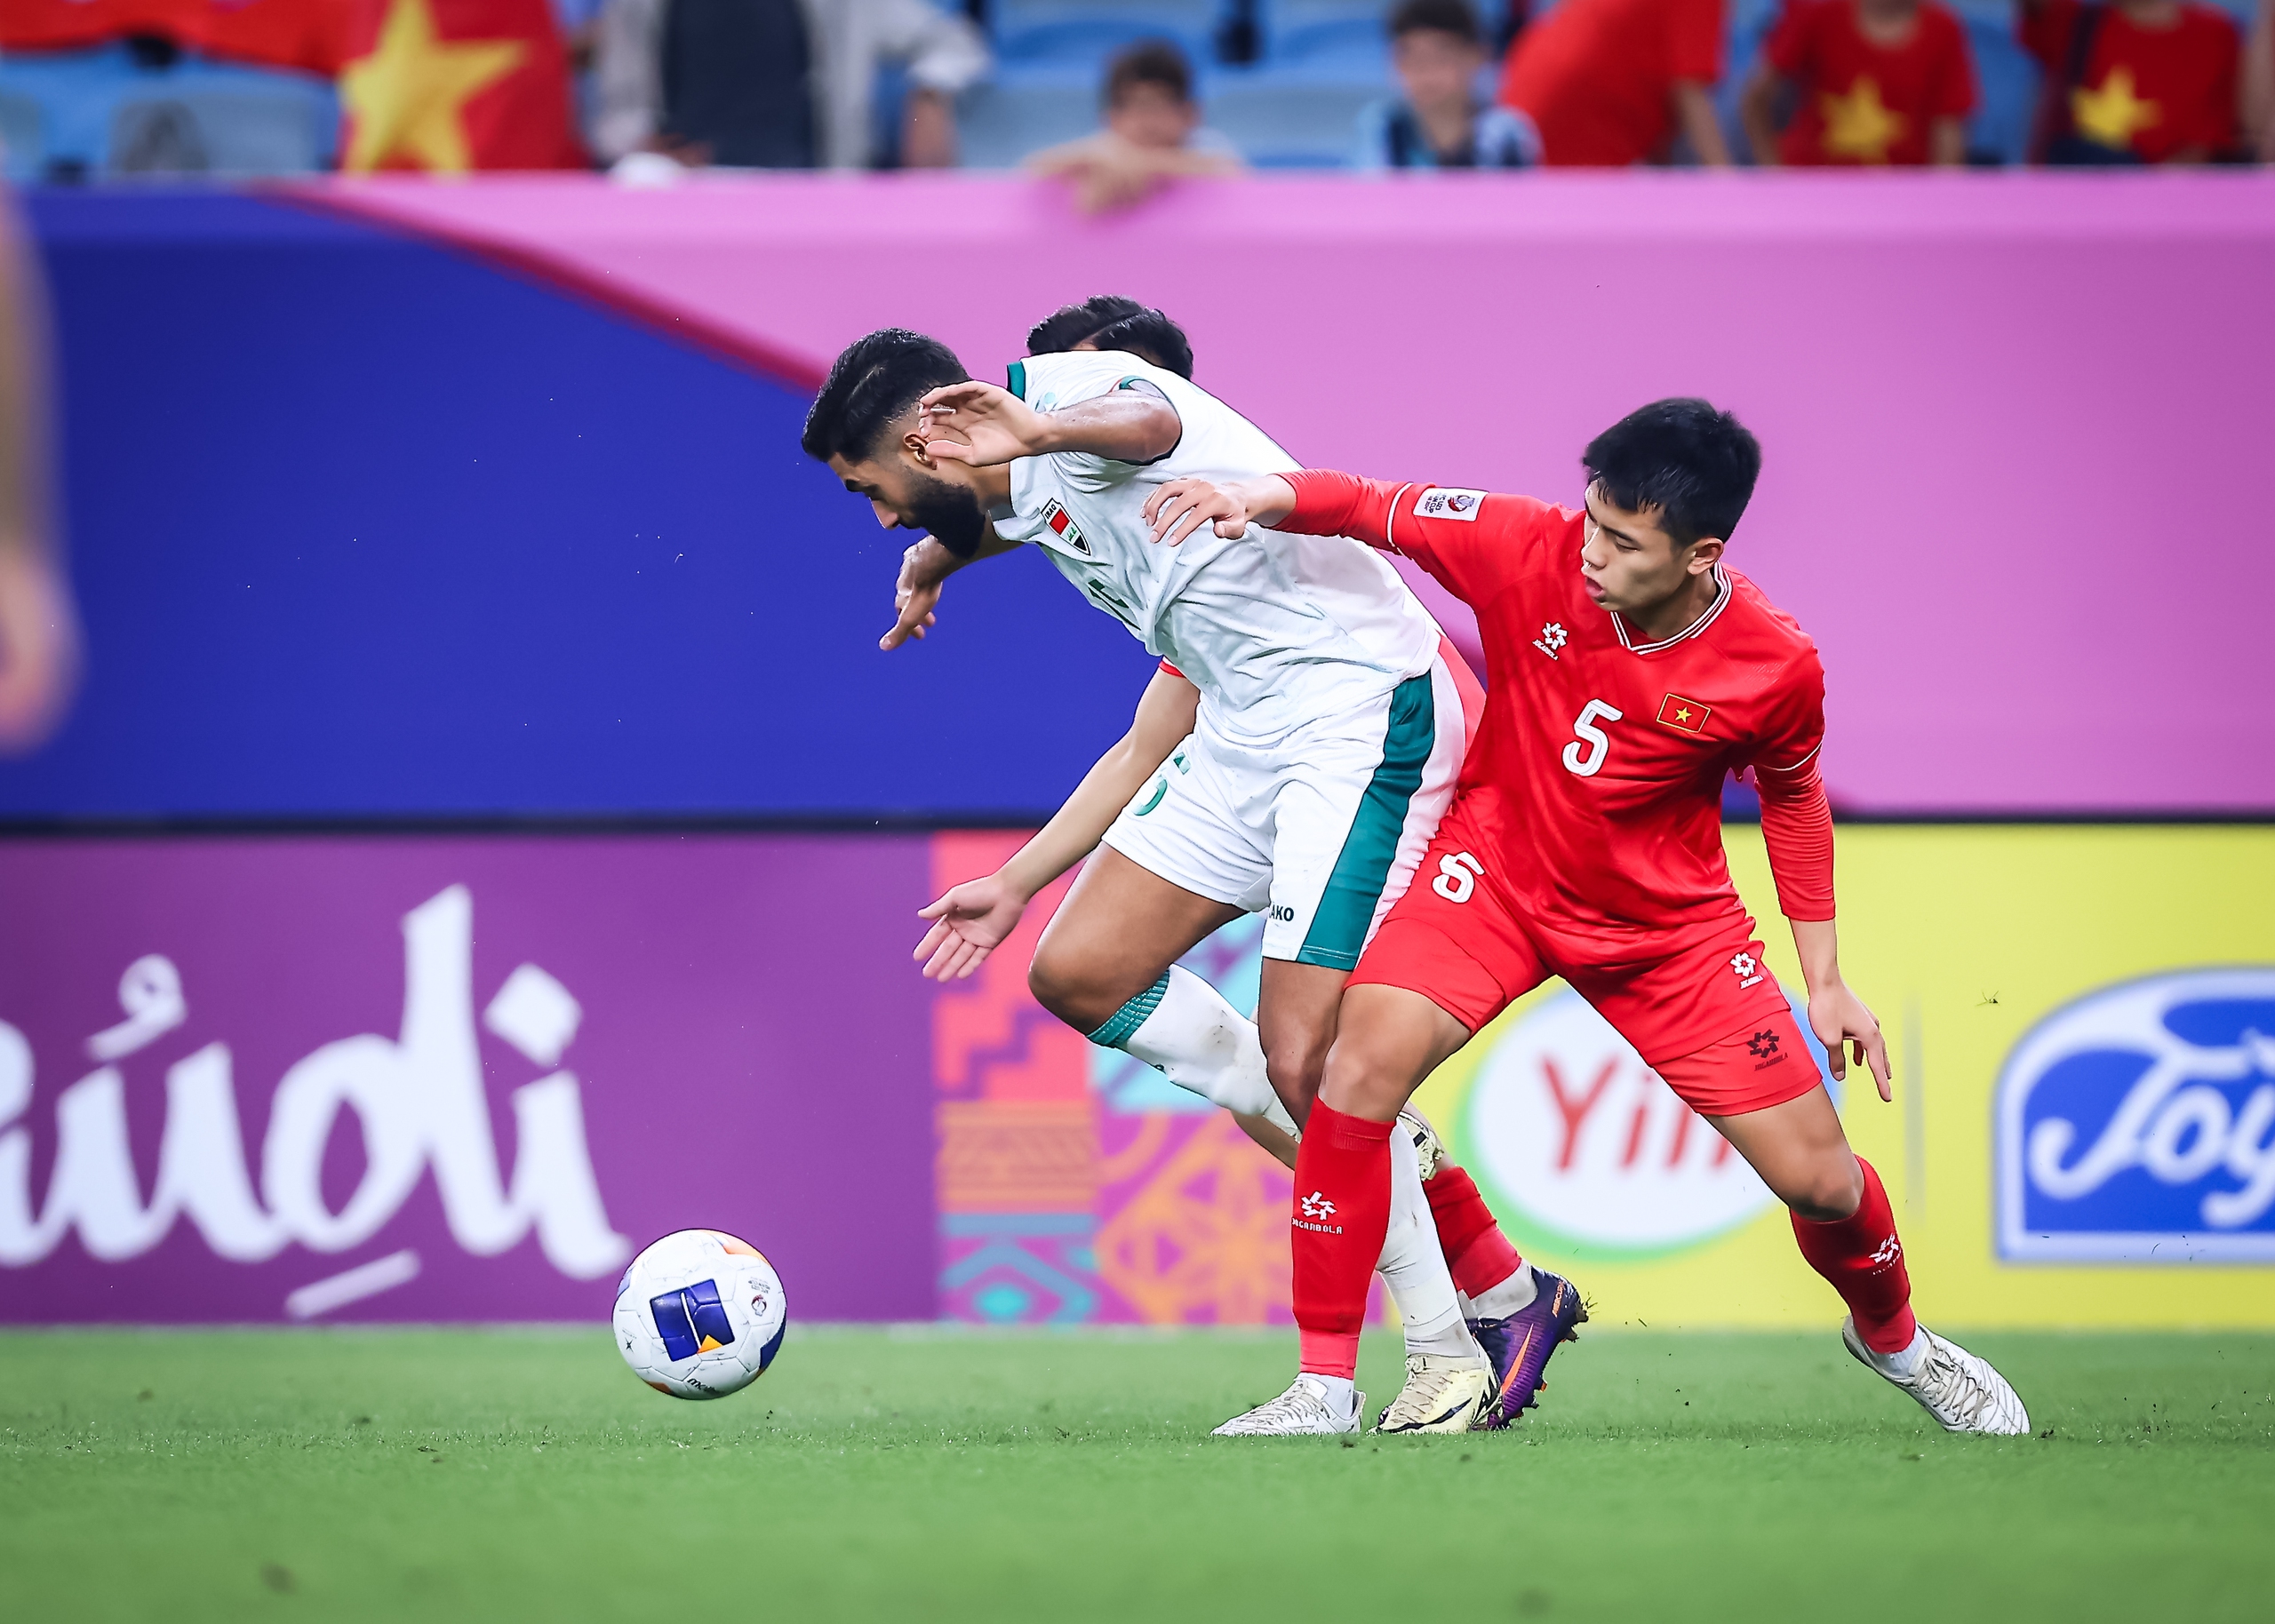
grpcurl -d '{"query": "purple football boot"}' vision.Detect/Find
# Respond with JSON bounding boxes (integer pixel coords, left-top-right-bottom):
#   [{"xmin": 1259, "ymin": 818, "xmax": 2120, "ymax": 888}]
[{"xmin": 1470, "ymin": 1267, "xmax": 1588, "ymax": 1429}]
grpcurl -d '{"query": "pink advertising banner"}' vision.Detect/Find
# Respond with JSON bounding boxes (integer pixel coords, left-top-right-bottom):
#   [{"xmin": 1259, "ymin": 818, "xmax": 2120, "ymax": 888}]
[
  {"xmin": 0, "ymin": 835, "xmax": 938, "ymax": 1323},
  {"xmin": 302, "ymin": 171, "xmax": 2275, "ymax": 813}
]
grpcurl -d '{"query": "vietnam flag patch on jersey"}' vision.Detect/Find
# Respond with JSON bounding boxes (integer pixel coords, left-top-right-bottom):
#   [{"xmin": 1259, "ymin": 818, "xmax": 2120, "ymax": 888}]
[
  {"xmin": 1043, "ymin": 499, "xmax": 1090, "ymax": 554},
  {"xmin": 1656, "ymin": 694, "xmax": 1712, "ymax": 734}
]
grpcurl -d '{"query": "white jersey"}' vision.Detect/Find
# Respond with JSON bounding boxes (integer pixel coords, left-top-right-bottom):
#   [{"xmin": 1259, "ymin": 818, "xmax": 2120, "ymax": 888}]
[{"xmin": 990, "ymin": 350, "xmax": 1441, "ymax": 747}]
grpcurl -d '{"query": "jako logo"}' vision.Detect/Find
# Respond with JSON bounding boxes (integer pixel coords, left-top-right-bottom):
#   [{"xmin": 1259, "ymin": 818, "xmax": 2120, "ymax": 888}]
[
  {"xmin": 1463, "ymin": 987, "xmax": 1833, "ymax": 1259},
  {"xmin": 1996, "ymin": 967, "xmax": 2275, "ymax": 1262},
  {"xmin": 0, "ymin": 887, "xmax": 630, "ymax": 1280}
]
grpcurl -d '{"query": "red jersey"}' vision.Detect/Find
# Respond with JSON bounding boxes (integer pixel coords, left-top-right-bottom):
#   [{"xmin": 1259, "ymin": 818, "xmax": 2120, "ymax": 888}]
[
  {"xmin": 2023, "ymin": 0, "xmax": 2240, "ymax": 162},
  {"xmin": 1767, "ymin": 0, "xmax": 1978, "ymax": 165},
  {"xmin": 1281, "ymin": 473, "xmax": 1834, "ymax": 954},
  {"xmin": 1500, "ymin": 0, "xmax": 1725, "ymax": 166}
]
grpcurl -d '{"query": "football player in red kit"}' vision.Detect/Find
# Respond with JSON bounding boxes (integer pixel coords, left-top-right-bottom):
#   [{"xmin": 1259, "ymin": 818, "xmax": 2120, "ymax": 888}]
[{"xmin": 1145, "ymin": 400, "xmax": 2030, "ymax": 1436}]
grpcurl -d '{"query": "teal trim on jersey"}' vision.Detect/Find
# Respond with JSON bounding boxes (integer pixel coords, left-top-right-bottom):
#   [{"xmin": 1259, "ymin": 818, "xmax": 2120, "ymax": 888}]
[
  {"xmin": 1297, "ymin": 674, "xmax": 1435, "ymax": 971},
  {"xmin": 1006, "ymin": 360, "xmax": 1027, "ymax": 401},
  {"xmin": 1088, "ymin": 972, "xmax": 1171, "ymax": 1048}
]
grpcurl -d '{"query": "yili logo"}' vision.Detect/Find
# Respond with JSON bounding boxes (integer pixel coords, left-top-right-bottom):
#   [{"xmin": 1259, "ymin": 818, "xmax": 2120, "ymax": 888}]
[
  {"xmin": 1462, "ymin": 987, "xmax": 1833, "ymax": 1259},
  {"xmin": 1996, "ymin": 967, "xmax": 2275, "ymax": 1262}
]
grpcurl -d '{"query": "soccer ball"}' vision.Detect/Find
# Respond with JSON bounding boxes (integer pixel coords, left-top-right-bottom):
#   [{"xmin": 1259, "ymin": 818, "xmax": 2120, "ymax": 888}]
[{"xmin": 614, "ymin": 1230, "xmax": 787, "ymax": 1399}]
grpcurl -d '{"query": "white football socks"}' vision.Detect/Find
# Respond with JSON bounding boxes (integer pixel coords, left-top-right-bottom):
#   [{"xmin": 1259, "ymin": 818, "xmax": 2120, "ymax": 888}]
[
  {"xmin": 1115, "ymin": 967, "xmax": 1300, "ymax": 1138},
  {"xmin": 1863, "ymin": 1325, "xmax": 1931, "ymax": 1380},
  {"xmin": 1379, "ymin": 1129, "xmax": 1485, "ymax": 1365},
  {"xmin": 1468, "ymin": 1264, "xmax": 1540, "ymax": 1321},
  {"xmin": 1302, "ymin": 1373, "xmax": 1359, "ymax": 1420}
]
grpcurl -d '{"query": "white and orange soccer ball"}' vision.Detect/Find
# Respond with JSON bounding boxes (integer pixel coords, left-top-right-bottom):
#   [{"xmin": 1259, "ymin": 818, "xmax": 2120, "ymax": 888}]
[{"xmin": 613, "ymin": 1229, "xmax": 787, "ymax": 1399}]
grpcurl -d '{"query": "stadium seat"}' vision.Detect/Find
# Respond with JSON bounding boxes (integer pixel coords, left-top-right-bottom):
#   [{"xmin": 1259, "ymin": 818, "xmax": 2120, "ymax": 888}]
[
  {"xmin": 1261, "ymin": 1, "xmax": 1390, "ymax": 74},
  {"xmin": 956, "ymin": 73, "xmax": 1100, "ymax": 168},
  {"xmin": 1962, "ymin": 12, "xmax": 2042, "ymax": 164},
  {"xmin": 108, "ymin": 88, "xmax": 327, "ymax": 177},
  {"xmin": 990, "ymin": 0, "xmax": 1223, "ymax": 67},
  {"xmin": 0, "ymin": 45, "xmax": 337, "ymax": 179},
  {"xmin": 0, "ymin": 92, "xmax": 43, "ymax": 186},
  {"xmin": 1205, "ymin": 72, "xmax": 1381, "ymax": 167}
]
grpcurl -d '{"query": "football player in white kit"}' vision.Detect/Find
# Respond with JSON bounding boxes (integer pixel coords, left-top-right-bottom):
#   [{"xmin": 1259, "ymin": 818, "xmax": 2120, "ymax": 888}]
[{"xmin": 802, "ymin": 321, "xmax": 1574, "ymax": 1436}]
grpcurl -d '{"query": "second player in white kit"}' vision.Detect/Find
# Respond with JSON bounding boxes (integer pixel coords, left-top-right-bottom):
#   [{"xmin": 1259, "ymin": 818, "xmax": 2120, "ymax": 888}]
[{"xmin": 987, "ymin": 347, "xmax": 1472, "ymax": 976}]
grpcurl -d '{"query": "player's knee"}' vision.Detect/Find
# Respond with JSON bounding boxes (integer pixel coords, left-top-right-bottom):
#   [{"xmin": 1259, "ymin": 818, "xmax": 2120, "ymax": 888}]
[
  {"xmin": 1262, "ymin": 1030, "xmax": 1328, "ymax": 1118},
  {"xmin": 1026, "ymin": 943, "xmax": 1110, "ymax": 1033},
  {"xmin": 1778, "ymin": 1158, "xmax": 1864, "ymax": 1222},
  {"xmin": 1316, "ymin": 1034, "xmax": 1409, "ymax": 1122}
]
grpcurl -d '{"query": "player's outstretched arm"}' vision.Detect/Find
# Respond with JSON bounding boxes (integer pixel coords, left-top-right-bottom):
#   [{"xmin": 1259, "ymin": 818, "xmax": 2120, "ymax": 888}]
[
  {"xmin": 1789, "ymin": 918, "xmax": 1893, "ymax": 1103},
  {"xmin": 913, "ymin": 667, "xmax": 1201, "ymax": 979},
  {"xmin": 1142, "ymin": 475, "xmax": 1297, "ymax": 545},
  {"xmin": 881, "ymin": 532, "xmax": 1019, "ymax": 650},
  {"xmin": 921, "ymin": 380, "xmax": 1178, "ymax": 468}
]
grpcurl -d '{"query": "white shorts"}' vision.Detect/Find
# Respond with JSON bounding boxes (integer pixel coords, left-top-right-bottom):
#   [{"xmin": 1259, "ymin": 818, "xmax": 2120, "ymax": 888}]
[{"xmin": 1100, "ymin": 649, "xmax": 1472, "ymax": 970}]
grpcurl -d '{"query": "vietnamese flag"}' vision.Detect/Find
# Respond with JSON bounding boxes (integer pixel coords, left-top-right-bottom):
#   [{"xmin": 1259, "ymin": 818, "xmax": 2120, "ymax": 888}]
[
  {"xmin": 1656, "ymin": 693, "xmax": 1712, "ymax": 735},
  {"xmin": 1, "ymin": 0, "xmax": 350, "ymax": 71},
  {"xmin": 337, "ymin": 0, "xmax": 583, "ymax": 172}
]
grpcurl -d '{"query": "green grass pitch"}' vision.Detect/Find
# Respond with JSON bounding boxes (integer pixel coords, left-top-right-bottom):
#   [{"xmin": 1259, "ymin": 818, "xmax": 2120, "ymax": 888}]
[{"xmin": 4, "ymin": 1325, "xmax": 2271, "ymax": 1622}]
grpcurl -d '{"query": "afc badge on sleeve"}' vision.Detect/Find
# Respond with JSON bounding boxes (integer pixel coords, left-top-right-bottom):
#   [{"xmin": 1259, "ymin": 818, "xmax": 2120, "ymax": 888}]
[{"xmin": 1414, "ymin": 488, "xmax": 1487, "ymax": 521}]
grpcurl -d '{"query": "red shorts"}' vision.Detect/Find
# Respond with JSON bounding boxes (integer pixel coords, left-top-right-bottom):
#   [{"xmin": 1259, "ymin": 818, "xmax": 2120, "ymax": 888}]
[{"xmin": 1349, "ymin": 830, "xmax": 1823, "ymax": 1118}]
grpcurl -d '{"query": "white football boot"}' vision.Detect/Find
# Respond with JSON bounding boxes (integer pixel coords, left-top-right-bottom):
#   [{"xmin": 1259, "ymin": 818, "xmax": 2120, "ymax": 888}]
[
  {"xmin": 1842, "ymin": 1317, "xmax": 2031, "ymax": 1436},
  {"xmin": 1375, "ymin": 1353, "xmax": 1493, "ymax": 1435},
  {"xmin": 1211, "ymin": 1375, "xmax": 1364, "ymax": 1437}
]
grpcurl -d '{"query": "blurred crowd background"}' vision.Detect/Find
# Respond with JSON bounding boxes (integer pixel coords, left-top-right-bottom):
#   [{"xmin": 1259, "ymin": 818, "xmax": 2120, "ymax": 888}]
[{"xmin": 1, "ymin": 0, "xmax": 2271, "ymax": 192}]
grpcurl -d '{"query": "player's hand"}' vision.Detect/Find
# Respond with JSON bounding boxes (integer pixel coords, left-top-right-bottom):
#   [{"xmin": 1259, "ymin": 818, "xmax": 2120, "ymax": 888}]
[
  {"xmin": 1807, "ymin": 980, "xmax": 1893, "ymax": 1103},
  {"xmin": 914, "ymin": 872, "xmax": 1030, "ymax": 981},
  {"xmin": 1143, "ymin": 478, "xmax": 1251, "ymax": 545},
  {"xmin": 919, "ymin": 382, "xmax": 1051, "ymax": 467},
  {"xmin": 881, "ymin": 540, "xmax": 950, "ymax": 650}
]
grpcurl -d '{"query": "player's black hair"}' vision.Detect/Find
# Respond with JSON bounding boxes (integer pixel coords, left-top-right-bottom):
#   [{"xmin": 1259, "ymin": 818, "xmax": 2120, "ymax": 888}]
[
  {"xmin": 1026, "ymin": 296, "xmax": 1195, "ymax": 379},
  {"xmin": 1582, "ymin": 398, "xmax": 1762, "ymax": 547},
  {"xmin": 1105, "ymin": 39, "xmax": 1195, "ymax": 108},
  {"xmin": 801, "ymin": 328, "xmax": 970, "ymax": 465},
  {"xmin": 1390, "ymin": 0, "xmax": 1486, "ymax": 45}
]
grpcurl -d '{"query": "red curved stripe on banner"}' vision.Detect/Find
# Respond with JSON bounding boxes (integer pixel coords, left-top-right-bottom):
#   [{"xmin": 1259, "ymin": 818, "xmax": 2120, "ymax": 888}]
[{"xmin": 266, "ymin": 186, "xmax": 828, "ymax": 393}]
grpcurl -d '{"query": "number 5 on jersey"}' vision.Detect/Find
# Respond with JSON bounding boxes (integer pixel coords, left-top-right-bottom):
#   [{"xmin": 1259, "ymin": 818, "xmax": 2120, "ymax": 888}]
[{"xmin": 1561, "ymin": 700, "xmax": 1624, "ymax": 777}]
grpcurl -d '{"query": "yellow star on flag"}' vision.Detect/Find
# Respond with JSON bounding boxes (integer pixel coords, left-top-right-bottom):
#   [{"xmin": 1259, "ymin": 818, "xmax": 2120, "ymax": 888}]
[
  {"xmin": 2071, "ymin": 66, "xmax": 2161, "ymax": 152},
  {"xmin": 1819, "ymin": 76, "xmax": 1906, "ymax": 163},
  {"xmin": 340, "ymin": 0, "xmax": 527, "ymax": 174}
]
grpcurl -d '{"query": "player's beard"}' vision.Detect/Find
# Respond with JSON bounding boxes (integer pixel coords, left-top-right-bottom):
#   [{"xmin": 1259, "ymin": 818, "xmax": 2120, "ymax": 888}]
[{"xmin": 906, "ymin": 473, "xmax": 990, "ymax": 560}]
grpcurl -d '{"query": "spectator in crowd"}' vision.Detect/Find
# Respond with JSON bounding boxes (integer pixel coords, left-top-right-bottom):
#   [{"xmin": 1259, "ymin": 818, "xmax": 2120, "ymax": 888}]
[
  {"xmin": 1026, "ymin": 296, "xmax": 1197, "ymax": 378},
  {"xmin": 2020, "ymin": 0, "xmax": 2240, "ymax": 163},
  {"xmin": 2245, "ymin": 0, "xmax": 2274, "ymax": 157},
  {"xmin": 0, "ymin": 195, "xmax": 77, "ymax": 753},
  {"xmin": 591, "ymin": 0, "xmax": 988, "ymax": 171},
  {"xmin": 1357, "ymin": 0, "xmax": 1541, "ymax": 169},
  {"xmin": 1026, "ymin": 40, "xmax": 1241, "ymax": 213},
  {"xmin": 1497, "ymin": 0, "xmax": 1732, "ymax": 165},
  {"xmin": 1740, "ymin": 0, "xmax": 1977, "ymax": 165}
]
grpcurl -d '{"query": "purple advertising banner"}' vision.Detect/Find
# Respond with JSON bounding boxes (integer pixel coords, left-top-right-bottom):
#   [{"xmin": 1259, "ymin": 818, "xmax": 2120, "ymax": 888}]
[{"xmin": 0, "ymin": 835, "xmax": 937, "ymax": 1323}]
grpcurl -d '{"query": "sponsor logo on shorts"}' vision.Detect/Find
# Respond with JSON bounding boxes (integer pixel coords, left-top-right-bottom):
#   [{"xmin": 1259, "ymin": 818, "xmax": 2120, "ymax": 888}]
[
  {"xmin": 1270, "ymin": 904, "xmax": 1297, "ymax": 923},
  {"xmin": 1134, "ymin": 777, "xmax": 1168, "ymax": 816},
  {"xmin": 1414, "ymin": 488, "xmax": 1487, "ymax": 522},
  {"xmin": 1996, "ymin": 967, "xmax": 2275, "ymax": 1263},
  {"xmin": 1746, "ymin": 1028, "xmax": 1786, "ymax": 1071}
]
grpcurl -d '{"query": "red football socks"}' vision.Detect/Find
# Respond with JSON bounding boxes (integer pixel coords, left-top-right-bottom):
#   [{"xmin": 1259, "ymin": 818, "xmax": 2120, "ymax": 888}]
[
  {"xmin": 1290, "ymin": 1103, "xmax": 1394, "ymax": 1381},
  {"xmin": 1789, "ymin": 1157, "xmax": 1917, "ymax": 1354},
  {"xmin": 1422, "ymin": 1162, "xmax": 1525, "ymax": 1299}
]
